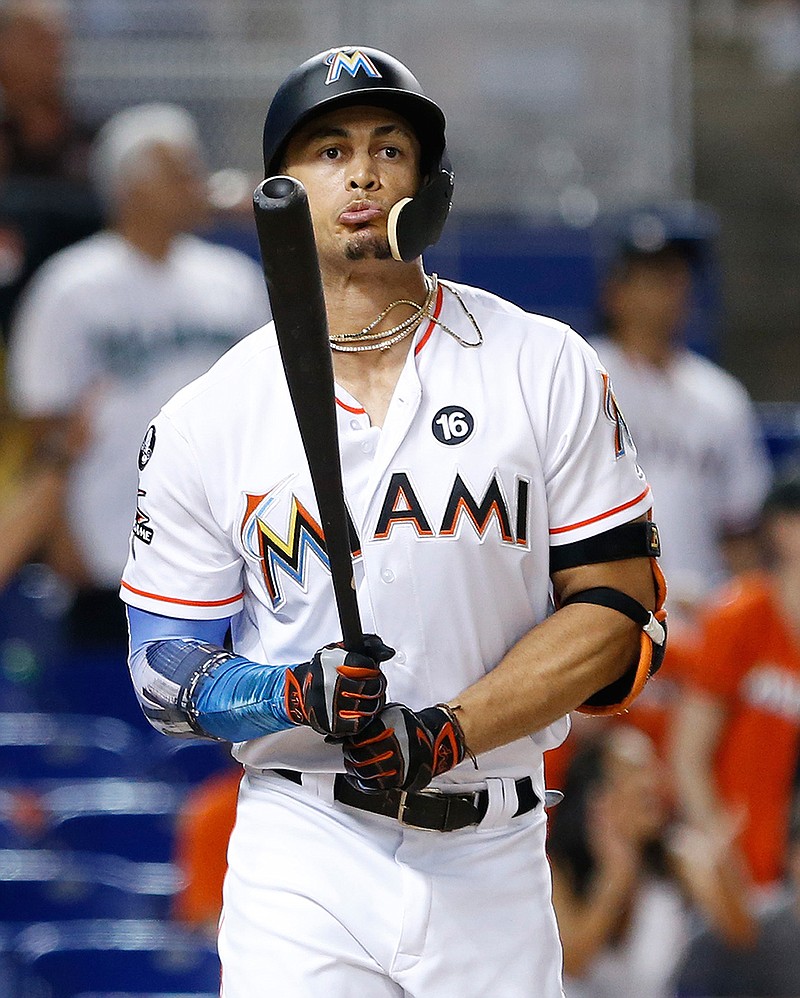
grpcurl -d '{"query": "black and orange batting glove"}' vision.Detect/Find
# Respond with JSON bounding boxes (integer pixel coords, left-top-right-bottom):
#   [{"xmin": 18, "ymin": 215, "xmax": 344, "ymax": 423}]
[
  {"xmin": 342, "ymin": 702, "xmax": 472, "ymax": 794},
  {"xmin": 283, "ymin": 634, "xmax": 393, "ymax": 738}
]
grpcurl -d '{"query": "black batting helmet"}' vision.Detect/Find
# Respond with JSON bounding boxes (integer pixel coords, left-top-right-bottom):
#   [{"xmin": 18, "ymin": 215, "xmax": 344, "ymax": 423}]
[
  {"xmin": 262, "ymin": 46, "xmax": 453, "ymax": 261},
  {"xmin": 263, "ymin": 46, "xmax": 446, "ymax": 176}
]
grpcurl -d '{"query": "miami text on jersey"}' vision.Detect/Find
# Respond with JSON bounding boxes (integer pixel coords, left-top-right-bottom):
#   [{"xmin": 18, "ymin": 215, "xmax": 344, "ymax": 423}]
[{"xmin": 241, "ymin": 470, "xmax": 531, "ymax": 609}]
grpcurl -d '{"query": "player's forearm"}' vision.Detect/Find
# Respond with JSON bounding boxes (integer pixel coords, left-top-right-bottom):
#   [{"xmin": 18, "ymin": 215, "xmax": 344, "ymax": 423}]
[
  {"xmin": 451, "ymin": 603, "xmax": 641, "ymax": 756},
  {"xmin": 451, "ymin": 552, "xmax": 660, "ymax": 757},
  {"xmin": 126, "ymin": 608, "xmax": 390, "ymax": 743}
]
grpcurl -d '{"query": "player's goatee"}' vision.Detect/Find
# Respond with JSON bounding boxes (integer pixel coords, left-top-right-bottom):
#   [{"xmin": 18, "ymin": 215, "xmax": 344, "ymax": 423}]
[{"xmin": 345, "ymin": 234, "xmax": 393, "ymax": 261}]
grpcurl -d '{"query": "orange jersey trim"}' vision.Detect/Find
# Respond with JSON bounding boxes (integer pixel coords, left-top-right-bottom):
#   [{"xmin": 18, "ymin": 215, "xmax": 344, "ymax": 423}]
[
  {"xmin": 414, "ymin": 283, "xmax": 444, "ymax": 355},
  {"xmin": 549, "ymin": 486, "xmax": 651, "ymax": 536},
  {"xmin": 121, "ymin": 580, "xmax": 243, "ymax": 608}
]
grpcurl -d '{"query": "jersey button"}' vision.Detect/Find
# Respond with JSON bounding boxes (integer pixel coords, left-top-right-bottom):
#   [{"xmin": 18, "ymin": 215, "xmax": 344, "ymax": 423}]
[
  {"xmin": 360, "ymin": 439, "xmax": 374, "ymax": 454},
  {"xmin": 349, "ymin": 419, "xmax": 361, "ymax": 430},
  {"xmin": 380, "ymin": 568, "xmax": 395, "ymax": 583},
  {"xmin": 394, "ymin": 650, "xmax": 407, "ymax": 664}
]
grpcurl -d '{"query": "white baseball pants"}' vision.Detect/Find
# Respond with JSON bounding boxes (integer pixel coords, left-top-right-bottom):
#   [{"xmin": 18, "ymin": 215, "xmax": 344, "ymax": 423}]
[{"xmin": 219, "ymin": 770, "xmax": 565, "ymax": 997}]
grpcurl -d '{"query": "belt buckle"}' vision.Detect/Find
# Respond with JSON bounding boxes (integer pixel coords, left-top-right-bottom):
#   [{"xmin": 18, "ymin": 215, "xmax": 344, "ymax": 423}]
[
  {"xmin": 397, "ymin": 788, "xmax": 448, "ymax": 830},
  {"xmin": 397, "ymin": 790, "xmax": 427, "ymax": 829},
  {"xmin": 397, "ymin": 787, "xmax": 465, "ymax": 831}
]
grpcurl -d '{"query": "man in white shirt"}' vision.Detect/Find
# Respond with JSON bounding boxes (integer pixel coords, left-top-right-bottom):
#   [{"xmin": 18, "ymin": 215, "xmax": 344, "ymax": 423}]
[
  {"xmin": 7, "ymin": 102, "xmax": 270, "ymax": 648},
  {"xmin": 592, "ymin": 209, "xmax": 772, "ymax": 609}
]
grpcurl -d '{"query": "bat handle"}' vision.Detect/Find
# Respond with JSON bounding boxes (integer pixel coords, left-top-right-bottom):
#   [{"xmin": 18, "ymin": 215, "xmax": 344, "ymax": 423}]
[{"xmin": 336, "ymin": 579, "xmax": 363, "ymax": 653}]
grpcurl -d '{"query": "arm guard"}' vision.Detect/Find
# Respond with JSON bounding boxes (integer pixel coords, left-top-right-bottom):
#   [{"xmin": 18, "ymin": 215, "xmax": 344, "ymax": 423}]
[
  {"xmin": 564, "ymin": 559, "xmax": 668, "ymax": 715},
  {"xmin": 550, "ymin": 518, "xmax": 666, "ymax": 714},
  {"xmin": 129, "ymin": 637, "xmax": 294, "ymax": 741}
]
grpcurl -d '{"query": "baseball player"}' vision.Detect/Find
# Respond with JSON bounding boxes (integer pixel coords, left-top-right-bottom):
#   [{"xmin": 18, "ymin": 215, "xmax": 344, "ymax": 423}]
[{"xmin": 121, "ymin": 47, "xmax": 667, "ymax": 997}]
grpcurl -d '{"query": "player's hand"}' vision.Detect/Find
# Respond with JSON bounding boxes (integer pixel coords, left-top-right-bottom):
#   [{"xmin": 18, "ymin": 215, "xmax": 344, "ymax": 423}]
[
  {"xmin": 283, "ymin": 634, "xmax": 393, "ymax": 737},
  {"xmin": 342, "ymin": 702, "xmax": 468, "ymax": 794}
]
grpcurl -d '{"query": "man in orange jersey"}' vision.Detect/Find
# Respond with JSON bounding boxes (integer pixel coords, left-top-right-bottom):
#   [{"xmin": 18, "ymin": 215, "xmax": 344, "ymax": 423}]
[
  {"xmin": 172, "ymin": 764, "xmax": 241, "ymax": 934},
  {"xmin": 671, "ymin": 471, "xmax": 800, "ymax": 897}
]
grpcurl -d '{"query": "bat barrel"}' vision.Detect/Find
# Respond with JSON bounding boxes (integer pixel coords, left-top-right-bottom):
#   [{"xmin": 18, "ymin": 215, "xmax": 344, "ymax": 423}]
[
  {"xmin": 253, "ymin": 177, "xmax": 321, "ymax": 312},
  {"xmin": 252, "ymin": 176, "xmax": 364, "ymax": 652},
  {"xmin": 255, "ymin": 175, "xmax": 303, "ymax": 210}
]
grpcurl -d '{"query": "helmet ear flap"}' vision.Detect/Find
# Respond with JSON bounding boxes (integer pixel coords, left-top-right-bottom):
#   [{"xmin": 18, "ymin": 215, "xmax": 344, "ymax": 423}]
[{"xmin": 387, "ymin": 163, "xmax": 454, "ymax": 262}]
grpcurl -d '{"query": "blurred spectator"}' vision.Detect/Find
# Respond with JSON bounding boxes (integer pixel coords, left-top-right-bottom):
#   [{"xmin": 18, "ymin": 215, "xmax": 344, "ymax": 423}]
[
  {"xmin": 549, "ymin": 727, "xmax": 753, "ymax": 998},
  {"xmin": 670, "ymin": 470, "xmax": 800, "ymax": 896},
  {"xmin": 0, "ymin": 0, "xmax": 94, "ymax": 180},
  {"xmin": 674, "ymin": 787, "xmax": 800, "ymax": 997},
  {"xmin": 548, "ymin": 208, "xmax": 771, "ymax": 758},
  {"xmin": 593, "ymin": 207, "xmax": 772, "ymax": 609},
  {"xmin": 547, "ymin": 206, "xmax": 772, "ymax": 791},
  {"xmin": 0, "ymin": 454, "xmax": 62, "ymax": 592},
  {"xmin": 747, "ymin": 0, "xmax": 800, "ymax": 80},
  {"xmin": 6, "ymin": 102, "xmax": 270, "ymax": 652},
  {"xmin": 0, "ymin": 0, "xmax": 103, "ymax": 341},
  {"xmin": 172, "ymin": 764, "xmax": 241, "ymax": 935}
]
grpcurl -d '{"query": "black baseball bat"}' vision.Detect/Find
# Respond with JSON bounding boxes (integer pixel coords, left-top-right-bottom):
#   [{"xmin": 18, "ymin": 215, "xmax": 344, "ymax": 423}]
[{"xmin": 253, "ymin": 175, "xmax": 363, "ymax": 651}]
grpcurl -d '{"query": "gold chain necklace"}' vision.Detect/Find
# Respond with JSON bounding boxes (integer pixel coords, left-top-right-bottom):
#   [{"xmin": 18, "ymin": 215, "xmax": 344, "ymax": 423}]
[
  {"xmin": 329, "ymin": 275, "xmax": 438, "ymax": 353},
  {"xmin": 329, "ymin": 274, "xmax": 483, "ymax": 353}
]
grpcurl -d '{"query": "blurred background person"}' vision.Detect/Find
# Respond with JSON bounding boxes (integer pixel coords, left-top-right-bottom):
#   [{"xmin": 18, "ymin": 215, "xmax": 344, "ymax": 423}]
[
  {"xmin": 5, "ymin": 102, "xmax": 269, "ymax": 665},
  {"xmin": 0, "ymin": 0, "xmax": 102, "ymax": 344},
  {"xmin": 0, "ymin": 0, "xmax": 103, "ymax": 612},
  {"xmin": 0, "ymin": 0, "xmax": 95, "ymax": 182},
  {"xmin": 593, "ymin": 208, "xmax": 773, "ymax": 611},
  {"xmin": 549, "ymin": 726, "xmax": 754, "ymax": 998},
  {"xmin": 0, "ymin": 0, "xmax": 102, "ymax": 590},
  {"xmin": 670, "ymin": 470, "xmax": 800, "ymax": 906},
  {"xmin": 746, "ymin": 0, "xmax": 800, "ymax": 80},
  {"xmin": 545, "ymin": 205, "xmax": 773, "ymax": 792},
  {"xmin": 674, "ymin": 785, "xmax": 800, "ymax": 997},
  {"xmin": 171, "ymin": 758, "xmax": 242, "ymax": 937}
]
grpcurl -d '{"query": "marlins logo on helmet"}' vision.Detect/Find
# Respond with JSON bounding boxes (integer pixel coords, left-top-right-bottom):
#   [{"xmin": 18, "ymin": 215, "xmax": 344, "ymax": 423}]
[{"xmin": 324, "ymin": 48, "xmax": 381, "ymax": 85}]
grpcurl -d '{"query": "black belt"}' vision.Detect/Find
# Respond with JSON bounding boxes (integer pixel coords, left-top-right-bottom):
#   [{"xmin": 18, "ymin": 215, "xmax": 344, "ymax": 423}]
[{"xmin": 273, "ymin": 769, "xmax": 540, "ymax": 832}]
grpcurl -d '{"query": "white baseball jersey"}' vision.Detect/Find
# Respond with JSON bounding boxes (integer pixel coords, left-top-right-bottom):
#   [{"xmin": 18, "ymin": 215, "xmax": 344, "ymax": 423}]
[
  {"xmin": 589, "ymin": 337, "xmax": 772, "ymax": 603},
  {"xmin": 9, "ymin": 231, "xmax": 270, "ymax": 587},
  {"xmin": 121, "ymin": 280, "xmax": 652, "ymax": 783}
]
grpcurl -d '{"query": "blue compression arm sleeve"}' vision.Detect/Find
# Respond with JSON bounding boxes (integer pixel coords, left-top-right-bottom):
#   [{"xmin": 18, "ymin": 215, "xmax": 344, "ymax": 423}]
[
  {"xmin": 128, "ymin": 606, "xmax": 230, "ymax": 652},
  {"xmin": 126, "ymin": 607, "xmax": 295, "ymax": 742}
]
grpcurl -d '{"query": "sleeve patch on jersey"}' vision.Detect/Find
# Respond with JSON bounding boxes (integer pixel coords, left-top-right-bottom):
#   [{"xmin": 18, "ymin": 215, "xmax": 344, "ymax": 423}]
[
  {"xmin": 132, "ymin": 490, "xmax": 154, "ymax": 546},
  {"xmin": 138, "ymin": 424, "xmax": 156, "ymax": 470},
  {"xmin": 601, "ymin": 373, "xmax": 634, "ymax": 460}
]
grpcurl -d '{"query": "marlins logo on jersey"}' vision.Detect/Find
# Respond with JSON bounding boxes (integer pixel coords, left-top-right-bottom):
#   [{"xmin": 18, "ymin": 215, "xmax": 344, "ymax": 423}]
[
  {"xmin": 240, "ymin": 476, "xmax": 360, "ymax": 610},
  {"xmin": 601, "ymin": 372, "xmax": 635, "ymax": 460}
]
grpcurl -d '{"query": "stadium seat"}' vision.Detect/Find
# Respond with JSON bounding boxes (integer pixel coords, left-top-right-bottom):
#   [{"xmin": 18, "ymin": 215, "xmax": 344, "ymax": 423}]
[
  {"xmin": 12, "ymin": 919, "xmax": 220, "ymax": 997},
  {"xmin": 74, "ymin": 993, "xmax": 218, "ymax": 998},
  {"xmin": 0, "ymin": 849, "xmax": 183, "ymax": 923},
  {"xmin": 0, "ymin": 808, "xmax": 25, "ymax": 849},
  {"xmin": 0, "ymin": 923, "xmax": 24, "ymax": 996},
  {"xmin": 0, "ymin": 667, "xmax": 37, "ymax": 713},
  {"xmin": 0, "ymin": 713, "xmax": 145, "ymax": 783},
  {"xmin": 144, "ymin": 736, "xmax": 236, "ymax": 785},
  {"xmin": 40, "ymin": 779, "xmax": 186, "ymax": 863}
]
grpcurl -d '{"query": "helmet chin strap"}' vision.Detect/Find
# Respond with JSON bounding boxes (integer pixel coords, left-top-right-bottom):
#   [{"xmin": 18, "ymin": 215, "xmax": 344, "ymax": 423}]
[{"xmin": 387, "ymin": 166, "xmax": 455, "ymax": 262}]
